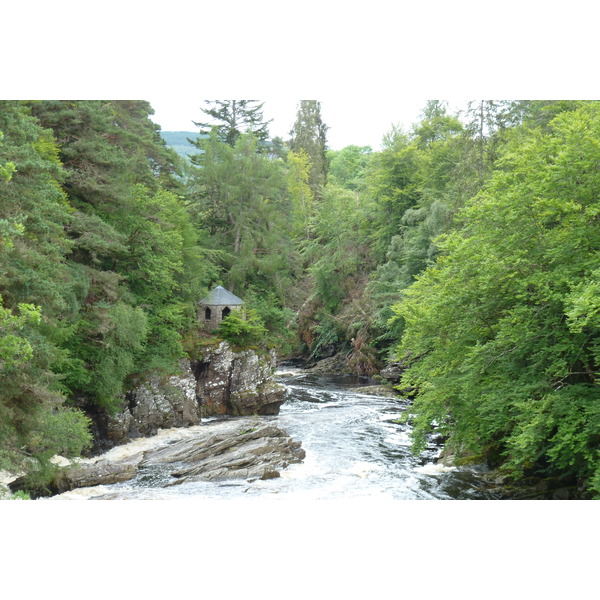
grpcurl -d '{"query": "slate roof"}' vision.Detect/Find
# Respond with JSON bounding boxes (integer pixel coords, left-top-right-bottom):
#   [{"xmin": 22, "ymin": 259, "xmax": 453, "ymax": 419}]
[{"xmin": 199, "ymin": 285, "xmax": 245, "ymax": 306}]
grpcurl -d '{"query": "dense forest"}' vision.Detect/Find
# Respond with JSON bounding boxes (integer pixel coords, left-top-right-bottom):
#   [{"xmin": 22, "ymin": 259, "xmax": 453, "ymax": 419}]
[{"xmin": 0, "ymin": 99, "xmax": 598, "ymax": 497}]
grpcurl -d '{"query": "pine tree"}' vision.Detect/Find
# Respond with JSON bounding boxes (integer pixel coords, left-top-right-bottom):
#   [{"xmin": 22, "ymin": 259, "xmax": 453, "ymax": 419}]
[
  {"xmin": 190, "ymin": 100, "xmax": 272, "ymax": 152},
  {"xmin": 27, "ymin": 100, "xmax": 208, "ymax": 409},
  {"xmin": 289, "ymin": 101, "xmax": 329, "ymax": 201},
  {"xmin": 188, "ymin": 132, "xmax": 292, "ymax": 295},
  {"xmin": 0, "ymin": 101, "xmax": 91, "ymax": 476}
]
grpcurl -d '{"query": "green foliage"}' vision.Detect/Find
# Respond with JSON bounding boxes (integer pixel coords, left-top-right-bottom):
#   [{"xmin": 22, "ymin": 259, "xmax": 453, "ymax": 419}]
[
  {"xmin": 10, "ymin": 490, "xmax": 31, "ymax": 500},
  {"xmin": 244, "ymin": 289, "xmax": 296, "ymax": 353},
  {"xmin": 0, "ymin": 131, "xmax": 16, "ymax": 181},
  {"xmin": 217, "ymin": 309, "xmax": 267, "ymax": 347},
  {"xmin": 308, "ymin": 312, "xmax": 342, "ymax": 360},
  {"xmin": 187, "ymin": 132, "xmax": 295, "ymax": 295},
  {"xmin": 0, "ymin": 99, "xmax": 215, "ymax": 474},
  {"xmin": 363, "ymin": 129, "xmax": 422, "ymax": 261},
  {"xmin": 286, "ymin": 149, "xmax": 315, "ymax": 240},
  {"xmin": 25, "ymin": 100, "xmax": 211, "ymax": 406},
  {"xmin": 0, "ymin": 102, "xmax": 89, "ymax": 474},
  {"xmin": 392, "ymin": 103, "xmax": 600, "ymax": 494},
  {"xmin": 29, "ymin": 406, "xmax": 93, "ymax": 457},
  {"xmin": 191, "ymin": 100, "xmax": 271, "ymax": 149},
  {"xmin": 327, "ymin": 145, "xmax": 372, "ymax": 191},
  {"xmin": 0, "ymin": 296, "xmax": 41, "ymax": 369},
  {"xmin": 309, "ymin": 184, "xmax": 373, "ymax": 310},
  {"xmin": 289, "ymin": 101, "xmax": 329, "ymax": 201},
  {"xmin": 67, "ymin": 301, "xmax": 148, "ymax": 410}
]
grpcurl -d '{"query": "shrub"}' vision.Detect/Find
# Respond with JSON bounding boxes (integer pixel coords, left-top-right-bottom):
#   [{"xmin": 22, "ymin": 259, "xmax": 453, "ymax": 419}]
[{"xmin": 217, "ymin": 310, "xmax": 267, "ymax": 347}]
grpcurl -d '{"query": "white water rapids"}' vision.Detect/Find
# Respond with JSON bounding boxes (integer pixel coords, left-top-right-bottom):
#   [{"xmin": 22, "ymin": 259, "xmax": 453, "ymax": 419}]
[{"xmin": 52, "ymin": 369, "xmax": 497, "ymax": 500}]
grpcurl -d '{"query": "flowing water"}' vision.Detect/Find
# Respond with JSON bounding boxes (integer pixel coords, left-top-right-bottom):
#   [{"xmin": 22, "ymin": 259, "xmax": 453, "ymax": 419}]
[{"xmin": 60, "ymin": 369, "xmax": 498, "ymax": 500}]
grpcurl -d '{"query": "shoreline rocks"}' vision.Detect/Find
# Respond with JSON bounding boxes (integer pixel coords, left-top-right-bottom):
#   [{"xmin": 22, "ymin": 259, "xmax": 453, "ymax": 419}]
[
  {"xmin": 352, "ymin": 384, "xmax": 400, "ymax": 397},
  {"xmin": 47, "ymin": 417, "xmax": 306, "ymax": 498}
]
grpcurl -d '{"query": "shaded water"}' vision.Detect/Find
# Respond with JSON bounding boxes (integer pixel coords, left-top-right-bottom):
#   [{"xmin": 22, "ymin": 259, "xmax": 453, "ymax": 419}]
[{"xmin": 68, "ymin": 370, "xmax": 498, "ymax": 500}]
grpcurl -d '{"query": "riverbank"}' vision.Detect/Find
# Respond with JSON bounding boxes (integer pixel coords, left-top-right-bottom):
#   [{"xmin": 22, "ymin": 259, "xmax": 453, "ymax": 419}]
[{"xmin": 30, "ymin": 417, "xmax": 306, "ymax": 499}]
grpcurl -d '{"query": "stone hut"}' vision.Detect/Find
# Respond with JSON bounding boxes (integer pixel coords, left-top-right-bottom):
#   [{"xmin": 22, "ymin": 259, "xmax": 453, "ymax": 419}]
[{"xmin": 198, "ymin": 285, "xmax": 245, "ymax": 331}]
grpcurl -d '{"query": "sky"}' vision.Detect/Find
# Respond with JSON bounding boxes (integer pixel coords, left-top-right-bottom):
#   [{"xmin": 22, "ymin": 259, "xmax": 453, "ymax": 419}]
[{"xmin": 148, "ymin": 97, "xmax": 429, "ymax": 151}]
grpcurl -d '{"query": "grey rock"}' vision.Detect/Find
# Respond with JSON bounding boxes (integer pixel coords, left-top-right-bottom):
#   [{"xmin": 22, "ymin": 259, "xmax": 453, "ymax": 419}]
[
  {"xmin": 52, "ymin": 456, "xmax": 143, "ymax": 493},
  {"xmin": 195, "ymin": 343, "xmax": 286, "ymax": 417},
  {"xmin": 165, "ymin": 422, "xmax": 305, "ymax": 483},
  {"xmin": 352, "ymin": 385, "xmax": 399, "ymax": 397},
  {"xmin": 103, "ymin": 359, "xmax": 202, "ymax": 446},
  {"xmin": 306, "ymin": 354, "xmax": 350, "ymax": 375},
  {"xmin": 380, "ymin": 360, "xmax": 407, "ymax": 384}
]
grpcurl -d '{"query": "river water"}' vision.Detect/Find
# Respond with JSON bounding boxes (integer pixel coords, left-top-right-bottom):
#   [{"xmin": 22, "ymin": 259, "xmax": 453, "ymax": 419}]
[{"xmin": 65, "ymin": 369, "xmax": 497, "ymax": 500}]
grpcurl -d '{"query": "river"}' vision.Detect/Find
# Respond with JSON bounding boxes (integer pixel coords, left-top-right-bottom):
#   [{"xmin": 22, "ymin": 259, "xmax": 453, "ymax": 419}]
[{"xmin": 58, "ymin": 368, "xmax": 498, "ymax": 500}]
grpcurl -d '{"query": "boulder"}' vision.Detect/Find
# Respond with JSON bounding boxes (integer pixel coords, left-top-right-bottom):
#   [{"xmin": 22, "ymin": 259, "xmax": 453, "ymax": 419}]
[
  {"xmin": 352, "ymin": 384, "xmax": 399, "ymax": 397},
  {"xmin": 305, "ymin": 354, "xmax": 351, "ymax": 375},
  {"xmin": 52, "ymin": 456, "xmax": 142, "ymax": 493}
]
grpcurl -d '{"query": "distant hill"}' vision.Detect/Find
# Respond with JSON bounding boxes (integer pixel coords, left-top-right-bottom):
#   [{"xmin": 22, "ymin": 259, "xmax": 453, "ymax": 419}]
[{"xmin": 160, "ymin": 131, "xmax": 203, "ymax": 160}]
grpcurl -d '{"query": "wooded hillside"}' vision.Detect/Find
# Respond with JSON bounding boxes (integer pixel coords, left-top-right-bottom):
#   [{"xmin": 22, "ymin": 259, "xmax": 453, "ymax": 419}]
[{"xmin": 1, "ymin": 99, "xmax": 598, "ymax": 497}]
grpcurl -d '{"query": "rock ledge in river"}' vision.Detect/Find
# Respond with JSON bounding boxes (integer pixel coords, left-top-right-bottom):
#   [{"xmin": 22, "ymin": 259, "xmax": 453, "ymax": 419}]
[{"xmin": 49, "ymin": 418, "xmax": 305, "ymax": 496}]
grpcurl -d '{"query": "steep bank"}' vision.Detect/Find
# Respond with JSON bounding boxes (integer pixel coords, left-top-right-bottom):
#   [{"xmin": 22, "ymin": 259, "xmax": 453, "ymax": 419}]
[{"xmin": 5, "ymin": 342, "xmax": 290, "ymax": 497}]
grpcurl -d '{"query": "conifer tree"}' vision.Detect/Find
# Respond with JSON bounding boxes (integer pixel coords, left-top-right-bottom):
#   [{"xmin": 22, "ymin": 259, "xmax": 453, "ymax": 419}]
[
  {"xmin": 289, "ymin": 100, "xmax": 329, "ymax": 201},
  {"xmin": 0, "ymin": 102, "xmax": 91, "ymax": 476},
  {"xmin": 27, "ymin": 100, "xmax": 209, "ymax": 409},
  {"xmin": 190, "ymin": 100, "xmax": 272, "ymax": 152}
]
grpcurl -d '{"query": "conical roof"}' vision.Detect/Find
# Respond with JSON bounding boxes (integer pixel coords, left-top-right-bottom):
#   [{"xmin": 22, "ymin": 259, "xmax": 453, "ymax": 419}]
[{"xmin": 199, "ymin": 285, "xmax": 245, "ymax": 306}]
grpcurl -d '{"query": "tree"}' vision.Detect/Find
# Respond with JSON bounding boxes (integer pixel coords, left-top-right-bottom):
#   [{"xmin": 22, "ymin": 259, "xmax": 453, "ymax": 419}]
[
  {"xmin": 289, "ymin": 100, "xmax": 329, "ymax": 201},
  {"xmin": 187, "ymin": 132, "xmax": 293, "ymax": 296},
  {"xmin": 327, "ymin": 145, "xmax": 372, "ymax": 191},
  {"xmin": 0, "ymin": 103, "xmax": 91, "ymax": 476},
  {"xmin": 286, "ymin": 149, "xmax": 314, "ymax": 240},
  {"xmin": 27, "ymin": 100, "xmax": 207, "ymax": 409},
  {"xmin": 190, "ymin": 100, "xmax": 272, "ymax": 151},
  {"xmin": 0, "ymin": 132, "xmax": 15, "ymax": 182},
  {"xmin": 363, "ymin": 127, "xmax": 422, "ymax": 261},
  {"xmin": 392, "ymin": 102, "xmax": 600, "ymax": 496}
]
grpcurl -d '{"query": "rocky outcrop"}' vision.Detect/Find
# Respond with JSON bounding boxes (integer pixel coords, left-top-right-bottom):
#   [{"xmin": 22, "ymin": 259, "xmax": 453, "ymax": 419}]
[
  {"xmin": 99, "ymin": 360, "xmax": 202, "ymax": 448},
  {"xmin": 152, "ymin": 420, "xmax": 305, "ymax": 484},
  {"xmin": 48, "ymin": 418, "xmax": 305, "ymax": 497},
  {"xmin": 380, "ymin": 360, "xmax": 406, "ymax": 384},
  {"xmin": 192, "ymin": 342, "xmax": 285, "ymax": 417},
  {"xmin": 99, "ymin": 342, "xmax": 286, "ymax": 448}
]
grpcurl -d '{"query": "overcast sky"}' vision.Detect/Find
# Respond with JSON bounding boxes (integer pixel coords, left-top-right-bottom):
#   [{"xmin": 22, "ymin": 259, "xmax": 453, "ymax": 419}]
[{"xmin": 148, "ymin": 97, "xmax": 430, "ymax": 151}]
